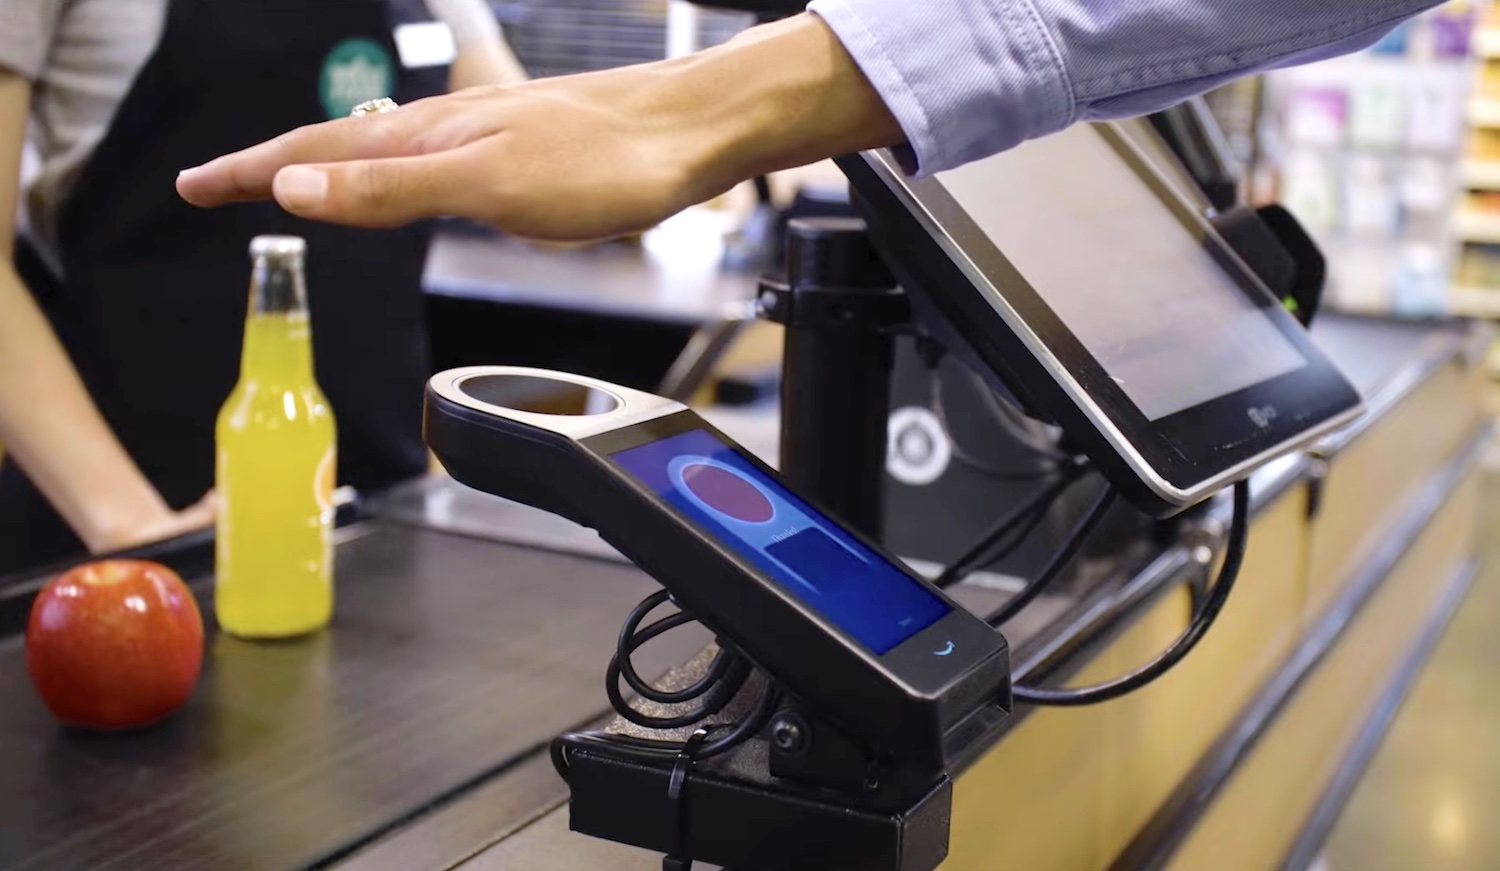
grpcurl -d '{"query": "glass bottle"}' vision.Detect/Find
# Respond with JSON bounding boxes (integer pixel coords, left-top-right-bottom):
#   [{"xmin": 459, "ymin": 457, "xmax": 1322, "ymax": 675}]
[{"xmin": 215, "ymin": 236, "xmax": 337, "ymax": 638}]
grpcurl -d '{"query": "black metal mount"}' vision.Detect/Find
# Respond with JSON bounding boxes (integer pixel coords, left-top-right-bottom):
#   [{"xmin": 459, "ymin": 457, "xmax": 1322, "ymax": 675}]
[
  {"xmin": 562, "ymin": 606, "xmax": 955, "ymax": 871},
  {"xmin": 759, "ymin": 217, "xmax": 911, "ymax": 541},
  {"xmin": 566, "ymin": 721, "xmax": 952, "ymax": 871}
]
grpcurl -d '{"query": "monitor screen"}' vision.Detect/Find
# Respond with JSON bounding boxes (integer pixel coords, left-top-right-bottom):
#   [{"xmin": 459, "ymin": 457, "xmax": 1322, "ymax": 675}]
[
  {"xmin": 611, "ymin": 430, "xmax": 951, "ymax": 654},
  {"xmin": 933, "ymin": 125, "xmax": 1306, "ymax": 421}
]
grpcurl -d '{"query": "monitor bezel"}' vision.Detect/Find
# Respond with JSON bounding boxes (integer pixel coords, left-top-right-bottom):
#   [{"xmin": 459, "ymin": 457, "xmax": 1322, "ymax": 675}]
[{"xmin": 839, "ymin": 122, "xmax": 1363, "ymax": 512}]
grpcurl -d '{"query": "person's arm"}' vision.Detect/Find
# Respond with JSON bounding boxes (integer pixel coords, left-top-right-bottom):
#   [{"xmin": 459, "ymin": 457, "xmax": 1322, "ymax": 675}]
[
  {"xmin": 424, "ymin": 0, "xmax": 527, "ymax": 90},
  {"xmin": 176, "ymin": 1, "xmax": 1438, "ymax": 238},
  {"xmin": 178, "ymin": 14, "xmax": 898, "ymax": 240},
  {"xmin": 808, "ymin": 0, "xmax": 1446, "ymax": 174},
  {"xmin": 0, "ymin": 71, "xmax": 213, "ymax": 552}
]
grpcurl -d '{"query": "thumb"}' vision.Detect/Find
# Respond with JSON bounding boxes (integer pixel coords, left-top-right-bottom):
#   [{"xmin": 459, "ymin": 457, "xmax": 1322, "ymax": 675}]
[
  {"xmin": 271, "ymin": 147, "xmax": 491, "ymax": 227},
  {"xmin": 180, "ymin": 491, "xmax": 219, "ymax": 528}
]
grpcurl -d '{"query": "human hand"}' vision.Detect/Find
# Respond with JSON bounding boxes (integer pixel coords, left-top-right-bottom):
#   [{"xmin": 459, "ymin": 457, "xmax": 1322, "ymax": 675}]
[
  {"xmin": 179, "ymin": 68, "xmax": 709, "ymax": 241},
  {"xmin": 92, "ymin": 491, "xmax": 217, "ymax": 554},
  {"xmin": 175, "ymin": 14, "xmax": 903, "ymax": 242}
]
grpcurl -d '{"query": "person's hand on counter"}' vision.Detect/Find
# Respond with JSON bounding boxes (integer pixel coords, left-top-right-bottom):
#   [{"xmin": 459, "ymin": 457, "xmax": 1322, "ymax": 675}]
[
  {"xmin": 175, "ymin": 14, "xmax": 903, "ymax": 241},
  {"xmin": 90, "ymin": 491, "xmax": 218, "ymax": 554}
]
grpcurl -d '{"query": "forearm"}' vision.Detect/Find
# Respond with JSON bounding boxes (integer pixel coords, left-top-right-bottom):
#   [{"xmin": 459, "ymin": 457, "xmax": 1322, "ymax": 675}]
[
  {"xmin": 809, "ymin": 0, "xmax": 1446, "ymax": 173},
  {"xmin": 660, "ymin": 13, "xmax": 905, "ymax": 206},
  {"xmin": 0, "ymin": 265, "xmax": 170, "ymax": 550}
]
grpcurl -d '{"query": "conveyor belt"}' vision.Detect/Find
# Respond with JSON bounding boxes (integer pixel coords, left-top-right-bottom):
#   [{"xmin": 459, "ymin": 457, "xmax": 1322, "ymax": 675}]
[{"xmin": 0, "ymin": 522, "xmax": 705, "ymax": 871}]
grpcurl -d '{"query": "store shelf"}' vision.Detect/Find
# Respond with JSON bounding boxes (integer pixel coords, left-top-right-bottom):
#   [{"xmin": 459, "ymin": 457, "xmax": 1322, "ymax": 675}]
[
  {"xmin": 1476, "ymin": 29, "xmax": 1500, "ymax": 59},
  {"xmin": 1469, "ymin": 98, "xmax": 1500, "ymax": 128},
  {"xmin": 1464, "ymin": 161, "xmax": 1500, "ymax": 190},
  {"xmin": 1448, "ymin": 285, "xmax": 1500, "ymax": 319},
  {"xmin": 1455, "ymin": 211, "xmax": 1500, "ymax": 244}
]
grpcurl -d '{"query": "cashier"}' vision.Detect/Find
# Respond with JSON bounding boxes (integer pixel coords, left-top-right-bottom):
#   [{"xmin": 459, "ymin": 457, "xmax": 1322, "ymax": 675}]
[
  {"xmin": 0, "ymin": 0, "xmax": 526, "ymax": 574},
  {"xmin": 178, "ymin": 0, "xmax": 1440, "ymax": 238}
]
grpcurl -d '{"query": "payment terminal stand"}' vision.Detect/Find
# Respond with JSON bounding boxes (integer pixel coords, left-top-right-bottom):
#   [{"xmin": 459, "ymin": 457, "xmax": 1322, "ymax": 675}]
[
  {"xmin": 423, "ymin": 212, "xmax": 994, "ymax": 870},
  {"xmin": 424, "ymin": 106, "xmax": 1341, "ymax": 869},
  {"xmin": 422, "ymin": 212, "xmax": 1012, "ymax": 870},
  {"xmin": 758, "ymin": 218, "xmax": 910, "ymax": 540}
]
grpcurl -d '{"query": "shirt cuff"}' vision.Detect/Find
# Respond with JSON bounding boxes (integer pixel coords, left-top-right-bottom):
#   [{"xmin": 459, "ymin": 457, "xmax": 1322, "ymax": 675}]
[{"xmin": 808, "ymin": 0, "xmax": 1075, "ymax": 176}]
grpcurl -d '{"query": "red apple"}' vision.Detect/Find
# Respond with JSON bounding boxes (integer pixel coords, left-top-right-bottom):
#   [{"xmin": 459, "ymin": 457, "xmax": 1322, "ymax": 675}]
[{"xmin": 26, "ymin": 560, "xmax": 204, "ymax": 729}]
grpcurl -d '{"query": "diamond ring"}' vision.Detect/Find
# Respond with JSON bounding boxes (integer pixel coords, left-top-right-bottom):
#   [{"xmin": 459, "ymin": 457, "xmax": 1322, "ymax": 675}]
[{"xmin": 350, "ymin": 98, "xmax": 399, "ymax": 117}]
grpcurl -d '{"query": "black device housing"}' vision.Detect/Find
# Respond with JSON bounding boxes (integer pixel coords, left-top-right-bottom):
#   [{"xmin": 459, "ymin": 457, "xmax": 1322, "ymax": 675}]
[
  {"xmin": 566, "ymin": 743, "xmax": 953, "ymax": 871},
  {"xmin": 837, "ymin": 126, "xmax": 1362, "ymax": 516},
  {"xmin": 424, "ymin": 390, "xmax": 1010, "ymax": 768}
]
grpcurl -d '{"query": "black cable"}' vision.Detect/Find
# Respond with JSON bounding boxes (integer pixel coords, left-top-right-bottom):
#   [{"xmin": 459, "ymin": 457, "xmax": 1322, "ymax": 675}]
[
  {"xmin": 552, "ymin": 683, "xmax": 782, "ymax": 780},
  {"xmin": 615, "ymin": 591, "xmax": 735, "ymax": 705},
  {"xmin": 1013, "ymin": 481, "xmax": 1250, "ymax": 707},
  {"xmin": 981, "ymin": 500, "xmax": 1064, "ymax": 574},
  {"xmin": 929, "ymin": 370, "xmax": 1067, "ymax": 480},
  {"xmin": 934, "ymin": 468, "xmax": 1086, "ymax": 589},
  {"xmin": 549, "ymin": 587, "xmax": 779, "ymax": 781},
  {"xmin": 987, "ymin": 485, "xmax": 1119, "ymax": 628},
  {"xmin": 608, "ymin": 612, "xmax": 752, "ymax": 730}
]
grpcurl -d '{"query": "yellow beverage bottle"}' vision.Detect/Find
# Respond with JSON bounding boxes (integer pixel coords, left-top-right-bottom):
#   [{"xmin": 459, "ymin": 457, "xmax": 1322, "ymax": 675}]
[{"xmin": 215, "ymin": 235, "xmax": 337, "ymax": 638}]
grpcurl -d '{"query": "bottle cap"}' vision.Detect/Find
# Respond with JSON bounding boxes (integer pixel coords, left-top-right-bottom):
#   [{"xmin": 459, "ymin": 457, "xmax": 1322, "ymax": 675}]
[{"xmin": 249, "ymin": 235, "xmax": 307, "ymax": 260}]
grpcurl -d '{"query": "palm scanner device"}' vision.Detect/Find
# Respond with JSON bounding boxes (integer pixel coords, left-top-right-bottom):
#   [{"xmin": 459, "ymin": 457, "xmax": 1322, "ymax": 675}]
[{"xmin": 424, "ymin": 368, "xmax": 1012, "ymax": 768}]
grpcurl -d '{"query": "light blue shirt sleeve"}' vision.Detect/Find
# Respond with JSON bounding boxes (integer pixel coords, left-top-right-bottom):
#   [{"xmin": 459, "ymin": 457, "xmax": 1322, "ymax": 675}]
[{"xmin": 807, "ymin": 0, "xmax": 1446, "ymax": 174}]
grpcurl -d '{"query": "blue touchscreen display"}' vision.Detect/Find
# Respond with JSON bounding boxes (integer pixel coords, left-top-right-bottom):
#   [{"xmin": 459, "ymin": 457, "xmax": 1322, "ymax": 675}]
[{"xmin": 612, "ymin": 430, "xmax": 950, "ymax": 654}]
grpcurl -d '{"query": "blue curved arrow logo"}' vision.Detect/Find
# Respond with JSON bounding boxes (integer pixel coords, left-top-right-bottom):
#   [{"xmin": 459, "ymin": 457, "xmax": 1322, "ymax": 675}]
[{"xmin": 934, "ymin": 641, "xmax": 955, "ymax": 657}]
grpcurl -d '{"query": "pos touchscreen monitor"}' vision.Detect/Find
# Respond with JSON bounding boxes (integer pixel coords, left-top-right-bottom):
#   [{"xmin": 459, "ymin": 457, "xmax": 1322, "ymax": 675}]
[{"xmin": 839, "ymin": 122, "xmax": 1363, "ymax": 515}]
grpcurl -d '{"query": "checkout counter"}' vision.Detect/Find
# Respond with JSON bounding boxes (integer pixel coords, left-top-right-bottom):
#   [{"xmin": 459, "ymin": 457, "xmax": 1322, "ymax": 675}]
[{"xmin": 0, "ymin": 119, "xmax": 1491, "ymax": 870}]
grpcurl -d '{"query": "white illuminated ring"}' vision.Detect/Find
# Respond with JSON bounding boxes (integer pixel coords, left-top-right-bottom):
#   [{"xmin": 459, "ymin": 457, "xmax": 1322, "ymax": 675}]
[{"xmin": 887, "ymin": 407, "xmax": 952, "ymax": 487}]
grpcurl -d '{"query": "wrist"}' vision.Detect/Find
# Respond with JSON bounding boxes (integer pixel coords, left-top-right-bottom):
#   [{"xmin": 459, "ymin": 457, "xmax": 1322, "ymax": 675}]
[
  {"xmin": 659, "ymin": 13, "xmax": 905, "ymax": 202},
  {"xmin": 79, "ymin": 487, "xmax": 174, "ymax": 553}
]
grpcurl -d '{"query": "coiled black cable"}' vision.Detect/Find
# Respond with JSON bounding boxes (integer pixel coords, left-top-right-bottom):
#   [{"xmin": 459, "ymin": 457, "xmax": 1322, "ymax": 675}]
[
  {"xmin": 607, "ymin": 590, "xmax": 752, "ymax": 730},
  {"xmin": 551, "ymin": 589, "xmax": 775, "ymax": 781}
]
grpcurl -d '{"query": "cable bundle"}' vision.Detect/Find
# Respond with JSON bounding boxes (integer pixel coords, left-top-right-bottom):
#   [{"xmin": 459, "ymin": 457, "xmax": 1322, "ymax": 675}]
[{"xmin": 552, "ymin": 590, "xmax": 778, "ymax": 779}]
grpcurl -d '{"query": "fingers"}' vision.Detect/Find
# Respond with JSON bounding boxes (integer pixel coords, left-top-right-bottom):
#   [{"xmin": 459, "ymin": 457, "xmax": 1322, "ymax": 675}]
[
  {"xmin": 268, "ymin": 140, "xmax": 499, "ymax": 227},
  {"xmin": 176, "ymin": 105, "xmax": 433, "ymax": 208},
  {"xmin": 177, "ymin": 491, "xmax": 218, "ymax": 532}
]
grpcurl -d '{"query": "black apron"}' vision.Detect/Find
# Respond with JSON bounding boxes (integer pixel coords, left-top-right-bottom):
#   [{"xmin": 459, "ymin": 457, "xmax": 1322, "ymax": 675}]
[{"xmin": 1, "ymin": 0, "xmax": 436, "ymax": 574}]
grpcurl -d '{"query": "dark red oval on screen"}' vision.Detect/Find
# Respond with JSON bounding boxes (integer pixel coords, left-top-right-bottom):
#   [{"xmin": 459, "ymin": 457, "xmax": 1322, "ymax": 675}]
[{"xmin": 681, "ymin": 463, "xmax": 775, "ymax": 523}]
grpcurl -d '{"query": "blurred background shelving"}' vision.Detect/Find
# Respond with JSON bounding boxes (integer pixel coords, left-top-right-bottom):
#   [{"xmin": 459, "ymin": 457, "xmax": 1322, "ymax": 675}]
[
  {"xmin": 1203, "ymin": 1, "xmax": 1500, "ymax": 452},
  {"xmin": 1244, "ymin": 2, "xmax": 1483, "ymax": 318}
]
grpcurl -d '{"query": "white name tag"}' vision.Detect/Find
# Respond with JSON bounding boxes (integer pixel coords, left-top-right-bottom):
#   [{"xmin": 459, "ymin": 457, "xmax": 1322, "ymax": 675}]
[{"xmin": 394, "ymin": 21, "xmax": 457, "ymax": 68}]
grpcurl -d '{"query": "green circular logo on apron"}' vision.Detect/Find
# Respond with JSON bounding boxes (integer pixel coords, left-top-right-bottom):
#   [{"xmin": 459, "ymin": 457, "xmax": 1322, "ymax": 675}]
[{"xmin": 319, "ymin": 37, "xmax": 395, "ymax": 120}]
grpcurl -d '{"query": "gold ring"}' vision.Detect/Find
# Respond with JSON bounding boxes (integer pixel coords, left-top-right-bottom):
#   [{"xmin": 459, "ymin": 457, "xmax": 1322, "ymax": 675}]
[{"xmin": 350, "ymin": 98, "xmax": 399, "ymax": 117}]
